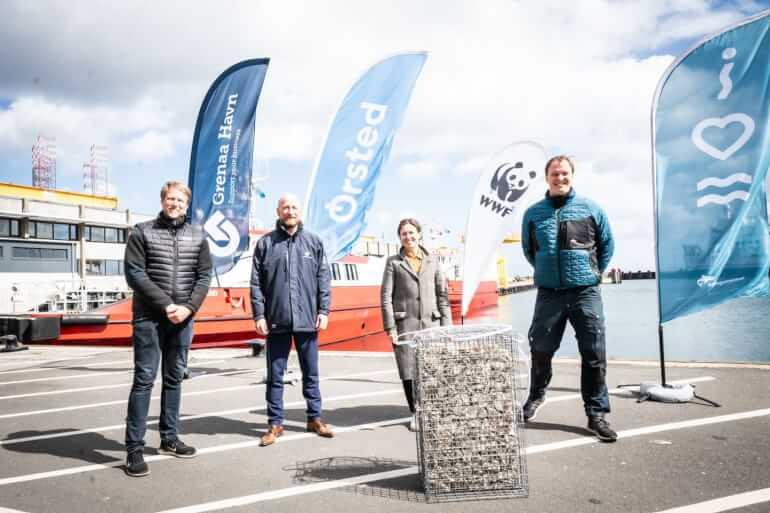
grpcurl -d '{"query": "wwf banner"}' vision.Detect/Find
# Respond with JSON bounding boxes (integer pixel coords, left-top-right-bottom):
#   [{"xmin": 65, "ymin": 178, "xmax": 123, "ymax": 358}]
[
  {"xmin": 188, "ymin": 59, "xmax": 269, "ymax": 276},
  {"xmin": 304, "ymin": 52, "xmax": 427, "ymax": 262},
  {"xmin": 461, "ymin": 141, "xmax": 545, "ymax": 315},
  {"xmin": 654, "ymin": 12, "xmax": 770, "ymax": 323}
]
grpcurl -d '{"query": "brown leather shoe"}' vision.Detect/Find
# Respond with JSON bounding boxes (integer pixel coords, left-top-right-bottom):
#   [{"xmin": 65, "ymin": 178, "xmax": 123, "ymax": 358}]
[
  {"xmin": 306, "ymin": 418, "xmax": 334, "ymax": 438},
  {"xmin": 260, "ymin": 424, "xmax": 284, "ymax": 446}
]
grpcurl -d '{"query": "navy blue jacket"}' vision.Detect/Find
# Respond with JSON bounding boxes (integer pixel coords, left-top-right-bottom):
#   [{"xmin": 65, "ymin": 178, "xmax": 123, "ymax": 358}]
[
  {"xmin": 521, "ymin": 189, "xmax": 614, "ymax": 289},
  {"xmin": 250, "ymin": 222, "xmax": 332, "ymax": 333}
]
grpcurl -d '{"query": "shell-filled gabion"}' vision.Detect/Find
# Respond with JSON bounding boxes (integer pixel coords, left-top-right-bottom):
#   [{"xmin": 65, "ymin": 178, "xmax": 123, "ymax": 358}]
[{"xmin": 411, "ymin": 325, "xmax": 529, "ymax": 502}]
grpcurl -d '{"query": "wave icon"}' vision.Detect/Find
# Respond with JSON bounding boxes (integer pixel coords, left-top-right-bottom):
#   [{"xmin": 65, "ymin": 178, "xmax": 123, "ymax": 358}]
[{"xmin": 695, "ymin": 172, "xmax": 751, "ymax": 208}]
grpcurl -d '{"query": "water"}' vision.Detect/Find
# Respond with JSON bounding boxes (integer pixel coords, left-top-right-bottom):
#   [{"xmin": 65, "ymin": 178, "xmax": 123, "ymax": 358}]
[{"xmin": 471, "ymin": 280, "xmax": 770, "ymax": 363}]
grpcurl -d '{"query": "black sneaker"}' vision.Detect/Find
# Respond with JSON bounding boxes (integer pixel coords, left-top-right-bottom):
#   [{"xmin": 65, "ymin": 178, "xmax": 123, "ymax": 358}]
[
  {"xmin": 125, "ymin": 451, "xmax": 150, "ymax": 477},
  {"xmin": 158, "ymin": 439, "xmax": 197, "ymax": 458},
  {"xmin": 588, "ymin": 416, "xmax": 618, "ymax": 442},
  {"xmin": 522, "ymin": 397, "xmax": 546, "ymax": 421}
]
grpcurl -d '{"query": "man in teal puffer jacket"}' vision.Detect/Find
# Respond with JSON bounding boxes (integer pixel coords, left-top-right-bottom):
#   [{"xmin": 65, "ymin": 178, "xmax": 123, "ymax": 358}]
[{"xmin": 520, "ymin": 155, "xmax": 617, "ymax": 442}]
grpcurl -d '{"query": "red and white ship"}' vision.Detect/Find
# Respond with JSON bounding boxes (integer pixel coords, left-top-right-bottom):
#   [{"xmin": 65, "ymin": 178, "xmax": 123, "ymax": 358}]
[
  {"xmin": 0, "ymin": 184, "xmax": 498, "ymax": 352},
  {"xmin": 46, "ymin": 235, "xmax": 498, "ymax": 352}
]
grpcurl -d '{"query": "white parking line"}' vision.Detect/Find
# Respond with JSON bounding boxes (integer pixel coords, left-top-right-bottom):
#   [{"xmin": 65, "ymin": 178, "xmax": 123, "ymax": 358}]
[
  {"xmin": 0, "ymin": 355, "xmax": 96, "ymax": 371},
  {"xmin": 0, "ymin": 506, "xmax": 33, "ymax": 513},
  {"xmin": 0, "ymin": 368, "xmax": 252, "ymax": 401},
  {"xmin": 0, "ymin": 358, "xmax": 134, "ymax": 376},
  {"xmin": 2, "ymin": 385, "xmax": 402, "ymax": 447},
  {"xmin": 651, "ymin": 487, "xmax": 770, "ymax": 513},
  {"xmin": 0, "ymin": 371, "xmax": 132, "ymax": 387},
  {"xmin": 0, "ymin": 360, "xmax": 228, "ymax": 386},
  {"xmin": 156, "ymin": 467, "xmax": 418, "ymax": 513},
  {"xmin": 1, "ymin": 397, "xmax": 768, "ymax": 492},
  {"xmin": 0, "ymin": 368, "xmax": 397, "ymax": 419},
  {"xmin": 151, "ymin": 406, "xmax": 770, "ymax": 513},
  {"xmin": 0, "ymin": 389, "xmax": 406, "ymax": 486}
]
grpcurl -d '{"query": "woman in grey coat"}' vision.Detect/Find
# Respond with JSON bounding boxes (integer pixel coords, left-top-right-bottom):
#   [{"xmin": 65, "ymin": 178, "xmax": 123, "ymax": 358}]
[{"xmin": 380, "ymin": 218, "xmax": 452, "ymax": 430}]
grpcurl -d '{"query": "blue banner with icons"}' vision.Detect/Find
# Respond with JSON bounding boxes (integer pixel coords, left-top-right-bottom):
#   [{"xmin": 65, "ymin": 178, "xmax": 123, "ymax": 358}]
[
  {"xmin": 654, "ymin": 12, "xmax": 770, "ymax": 323},
  {"xmin": 188, "ymin": 59, "xmax": 269, "ymax": 275},
  {"xmin": 304, "ymin": 52, "xmax": 427, "ymax": 262}
]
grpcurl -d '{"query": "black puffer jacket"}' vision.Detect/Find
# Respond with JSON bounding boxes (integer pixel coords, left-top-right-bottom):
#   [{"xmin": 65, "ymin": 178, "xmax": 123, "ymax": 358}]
[{"xmin": 124, "ymin": 212, "xmax": 212, "ymax": 320}]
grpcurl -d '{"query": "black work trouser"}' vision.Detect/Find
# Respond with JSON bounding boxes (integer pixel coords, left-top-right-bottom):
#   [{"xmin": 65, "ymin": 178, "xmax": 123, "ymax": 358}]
[{"xmin": 527, "ymin": 285, "xmax": 610, "ymax": 418}]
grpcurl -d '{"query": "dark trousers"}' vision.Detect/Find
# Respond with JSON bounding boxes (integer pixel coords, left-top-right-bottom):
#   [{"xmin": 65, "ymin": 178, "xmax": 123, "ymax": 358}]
[
  {"xmin": 125, "ymin": 317, "xmax": 192, "ymax": 453},
  {"xmin": 402, "ymin": 379, "xmax": 415, "ymax": 413},
  {"xmin": 265, "ymin": 331, "xmax": 322, "ymax": 425},
  {"xmin": 527, "ymin": 285, "xmax": 610, "ymax": 418}
]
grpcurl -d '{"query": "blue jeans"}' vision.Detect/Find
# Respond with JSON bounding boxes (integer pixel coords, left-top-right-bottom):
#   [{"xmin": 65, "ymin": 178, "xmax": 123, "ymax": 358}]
[
  {"xmin": 125, "ymin": 317, "xmax": 192, "ymax": 453},
  {"xmin": 265, "ymin": 331, "xmax": 322, "ymax": 425},
  {"xmin": 527, "ymin": 286, "xmax": 610, "ymax": 418}
]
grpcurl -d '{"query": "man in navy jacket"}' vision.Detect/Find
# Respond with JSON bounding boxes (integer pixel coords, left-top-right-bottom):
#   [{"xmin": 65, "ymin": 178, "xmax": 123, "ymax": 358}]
[
  {"xmin": 521, "ymin": 155, "xmax": 618, "ymax": 442},
  {"xmin": 250, "ymin": 193, "xmax": 333, "ymax": 446}
]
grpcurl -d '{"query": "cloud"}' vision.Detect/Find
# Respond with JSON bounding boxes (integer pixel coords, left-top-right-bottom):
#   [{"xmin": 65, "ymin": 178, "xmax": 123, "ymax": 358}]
[
  {"xmin": 122, "ymin": 131, "xmax": 176, "ymax": 161},
  {"xmin": 0, "ymin": 0, "xmax": 765, "ymax": 269},
  {"xmin": 397, "ymin": 159, "xmax": 443, "ymax": 180}
]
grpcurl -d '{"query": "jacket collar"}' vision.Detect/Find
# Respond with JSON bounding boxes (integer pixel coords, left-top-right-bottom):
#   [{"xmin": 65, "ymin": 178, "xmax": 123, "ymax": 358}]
[
  {"xmin": 274, "ymin": 219, "xmax": 303, "ymax": 238},
  {"xmin": 545, "ymin": 187, "xmax": 575, "ymax": 208},
  {"xmin": 397, "ymin": 245, "xmax": 430, "ymax": 279},
  {"xmin": 156, "ymin": 211, "xmax": 187, "ymax": 229}
]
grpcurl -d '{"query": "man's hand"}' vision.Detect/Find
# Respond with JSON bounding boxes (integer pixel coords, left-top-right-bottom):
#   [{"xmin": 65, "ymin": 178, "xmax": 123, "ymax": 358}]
[
  {"xmin": 389, "ymin": 329, "xmax": 398, "ymax": 345},
  {"xmin": 254, "ymin": 318, "xmax": 269, "ymax": 336},
  {"xmin": 166, "ymin": 304, "xmax": 192, "ymax": 324},
  {"xmin": 316, "ymin": 314, "xmax": 328, "ymax": 331}
]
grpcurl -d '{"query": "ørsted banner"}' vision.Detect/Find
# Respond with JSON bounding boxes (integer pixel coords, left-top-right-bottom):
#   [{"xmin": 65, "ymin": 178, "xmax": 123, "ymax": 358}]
[
  {"xmin": 461, "ymin": 141, "xmax": 545, "ymax": 316},
  {"xmin": 653, "ymin": 12, "xmax": 770, "ymax": 323},
  {"xmin": 188, "ymin": 59, "xmax": 269, "ymax": 275},
  {"xmin": 304, "ymin": 52, "xmax": 427, "ymax": 262}
]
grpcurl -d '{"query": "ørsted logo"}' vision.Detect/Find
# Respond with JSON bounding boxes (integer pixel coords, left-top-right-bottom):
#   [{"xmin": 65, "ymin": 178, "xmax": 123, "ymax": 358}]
[
  {"xmin": 479, "ymin": 162, "xmax": 537, "ymax": 218},
  {"xmin": 204, "ymin": 210, "xmax": 240, "ymax": 257}
]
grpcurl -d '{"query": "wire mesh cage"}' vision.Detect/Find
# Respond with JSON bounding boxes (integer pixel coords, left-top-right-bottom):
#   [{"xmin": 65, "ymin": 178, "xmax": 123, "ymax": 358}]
[{"xmin": 405, "ymin": 324, "xmax": 529, "ymax": 502}]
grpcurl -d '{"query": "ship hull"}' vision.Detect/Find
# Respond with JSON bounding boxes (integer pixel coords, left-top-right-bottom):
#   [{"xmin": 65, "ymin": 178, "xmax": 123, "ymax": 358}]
[{"xmin": 37, "ymin": 281, "xmax": 498, "ymax": 351}]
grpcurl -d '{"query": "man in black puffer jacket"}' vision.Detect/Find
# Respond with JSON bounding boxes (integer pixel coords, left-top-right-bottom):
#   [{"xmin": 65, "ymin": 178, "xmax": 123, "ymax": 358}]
[{"xmin": 123, "ymin": 181, "xmax": 211, "ymax": 477}]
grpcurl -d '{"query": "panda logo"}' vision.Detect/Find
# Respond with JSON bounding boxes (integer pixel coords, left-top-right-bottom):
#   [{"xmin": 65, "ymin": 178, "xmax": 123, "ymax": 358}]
[{"xmin": 490, "ymin": 161, "xmax": 537, "ymax": 203}]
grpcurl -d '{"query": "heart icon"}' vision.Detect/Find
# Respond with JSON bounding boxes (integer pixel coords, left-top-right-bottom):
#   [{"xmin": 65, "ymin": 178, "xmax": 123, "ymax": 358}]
[{"xmin": 691, "ymin": 113, "xmax": 755, "ymax": 161}]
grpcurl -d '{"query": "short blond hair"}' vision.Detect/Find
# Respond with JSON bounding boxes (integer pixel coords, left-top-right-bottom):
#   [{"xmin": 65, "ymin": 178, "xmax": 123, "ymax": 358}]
[{"xmin": 160, "ymin": 181, "xmax": 191, "ymax": 201}]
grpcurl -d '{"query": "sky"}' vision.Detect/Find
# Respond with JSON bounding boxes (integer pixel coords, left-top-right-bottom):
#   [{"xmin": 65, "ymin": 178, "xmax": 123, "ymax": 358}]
[{"xmin": 1, "ymin": 0, "xmax": 769, "ymax": 275}]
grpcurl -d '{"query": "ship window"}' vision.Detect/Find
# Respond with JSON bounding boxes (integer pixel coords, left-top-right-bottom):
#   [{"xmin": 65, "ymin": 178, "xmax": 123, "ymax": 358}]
[
  {"xmin": 105, "ymin": 260, "xmax": 120, "ymax": 275},
  {"xmin": 0, "ymin": 218, "xmax": 20, "ymax": 237},
  {"xmin": 31, "ymin": 221, "xmax": 54, "ymax": 239},
  {"xmin": 14, "ymin": 247, "xmax": 38, "ymax": 258},
  {"xmin": 12, "ymin": 247, "xmax": 67, "ymax": 260},
  {"xmin": 86, "ymin": 260, "xmax": 103, "ymax": 275},
  {"xmin": 331, "ymin": 263, "xmax": 341, "ymax": 281},
  {"xmin": 344, "ymin": 263, "xmax": 359, "ymax": 281},
  {"xmin": 41, "ymin": 248, "xmax": 67, "ymax": 259},
  {"xmin": 89, "ymin": 226, "xmax": 105, "ymax": 242},
  {"xmin": 87, "ymin": 259, "xmax": 124, "ymax": 275},
  {"xmin": 53, "ymin": 223, "xmax": 77, "ymax": 241}
]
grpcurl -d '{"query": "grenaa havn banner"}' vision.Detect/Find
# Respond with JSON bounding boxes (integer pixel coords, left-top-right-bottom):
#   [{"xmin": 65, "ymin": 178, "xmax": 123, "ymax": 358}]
[{"xmin": 188, "ymin": 59, "xmax": 269, "ymax": 276}]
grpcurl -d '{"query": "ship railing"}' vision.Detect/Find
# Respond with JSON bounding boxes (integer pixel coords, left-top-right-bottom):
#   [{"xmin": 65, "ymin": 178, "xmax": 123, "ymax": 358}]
[{"xmin": 10, "ymin": 279, "xmax": 131, "ymax": 314}]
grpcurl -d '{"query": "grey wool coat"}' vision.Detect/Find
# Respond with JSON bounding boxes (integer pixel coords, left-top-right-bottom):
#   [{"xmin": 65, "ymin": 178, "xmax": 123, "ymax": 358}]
[{"xmin": 380, "ymin": 246, "xmax": 452, "ymax": 379}]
